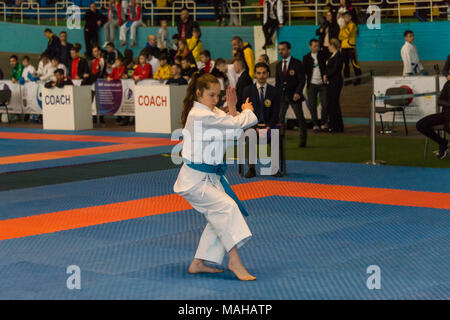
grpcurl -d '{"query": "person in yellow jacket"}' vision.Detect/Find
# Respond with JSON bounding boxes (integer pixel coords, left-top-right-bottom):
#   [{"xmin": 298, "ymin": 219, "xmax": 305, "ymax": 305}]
[
  {"xmin": 153, "ymin": 54, "xmax": 172, "ymax": 80},
  {"xmin": 231, "ymin": 36, "xmax": 255, "ymax": 79},
  {"xmin": 338, "ymin": 11, "xmax": 362, "ymax": 85},
  {"xmin": 187, "ymin": 27, "xmax": 203, "ymax": 63}
]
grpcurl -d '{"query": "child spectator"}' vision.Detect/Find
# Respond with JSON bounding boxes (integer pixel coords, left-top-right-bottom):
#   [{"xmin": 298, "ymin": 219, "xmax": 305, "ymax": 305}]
[
  {"xmin": 105, "ymin": 42, "xmax": 123, "ymax": 74},
  {"xmin": 153, "ymin": 54, "xmax": 172, "ymax": 81},
  {"xmin": 132, "ymin": 53, "xmax": 152, "ymax": 82},
  {"xmin": 258, "ymin": 54, "xmax": 270, "ymax": 65},
  {"xmin": 36, "ymin": 54, "xmax": 51, "ymax": 79},
  {"xmin": 119, "ymin": 0, "xmax": 144, "ymax": 48},
  {"xmin": 401, "ymin": 30, "xmax": 425, "ymax": 76},
  {"xmin": 107, "ymin": 57, "xmax": 127, "ymax": 81},
  {"xmin": 158, "ymin": 19, "xmax": 170, "ymax": 51},
  {"xmin": 187, "ymin": 27, "xmax": 203, "ymax": 63},
  {"xmin": 50, "ymin": 57, "xmax": 68, "ymax": 80},
  {"xmin": 9, "ymin": 55, "xmax": 23, "ymax": 84},
  {"xmin": 19, "ymin": 56, "xmax": 36, "ymax": 85},
  {"xmin": 175, "ymin": 39, "xmax": 196, "ymax": 66},
  {"xmin": 166, "ymin": 64, "xmax": 188, "ymax": 85},
  {"xmin": 103, "ymin": 0, "xmax": 122, "ymax": 47},
  {"xmin": 197, "ymin": 50, "xmax": 215, "ymax": 74},
  {"xmin": 181, "ymin": 57, "xmax": 198, "ymax": 81},
  {"xmin": 123, "ymin": 48, "xmax": 136, "ymax": 78}
]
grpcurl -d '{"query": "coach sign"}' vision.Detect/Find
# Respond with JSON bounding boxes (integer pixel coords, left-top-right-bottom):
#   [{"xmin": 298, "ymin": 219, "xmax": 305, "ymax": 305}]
[
  {"xmin": 42, "ymin": 85, "xmax": 93, "ymax": 130},
  {"xmin": 134, "ymin": 84, "xmax": 187, "ymax": 134}
]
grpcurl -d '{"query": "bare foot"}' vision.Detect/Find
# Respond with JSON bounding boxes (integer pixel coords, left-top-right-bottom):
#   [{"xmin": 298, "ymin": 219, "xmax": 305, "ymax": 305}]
[
  {"xmin": 188, "ymin": 259, "xmax": 223, "ymax": 274},
  {"xmin": 130, "ymin": 40, "xmax": 135, "ymax": 48},
  {"xmin": 228, "ymin": 261, "xmax": 256, "ymax": 281},
  {"xmin": 120, "ymin": 41, "xmax": 126, "ymax": 47}
]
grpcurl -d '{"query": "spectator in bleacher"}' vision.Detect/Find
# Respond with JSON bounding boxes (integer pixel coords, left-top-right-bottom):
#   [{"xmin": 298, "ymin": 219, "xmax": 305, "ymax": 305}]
[
  {"xmin": 401, "ymin": 30, "xmax": 425, "ymax": 76},
  {"xmin": 121, "ymin": 0, "xmax": 129, "ymax": 18},
  {"xmin": 145, "ymin": 34, "xmax": 161, "ymax": 58},
  {"xmin": 105, "ymin": 42, "xmax": 123, "ymax": 74},
  {"xmin": 336, "ymin": 0, "xmax": 358, "ymax": 28},
  {"xmin": 119, "ymin": 0, "xmax": 145, "ymax": 48},
  {"xmin": 339, "ymin": 11, "xmax": 362, "ymax": 85},
  {"xmin": 132, "ymin": 53, "xmax": 152, "ymax": 82},
  {"xmin": 316, "ymin": 10, "xmax": 340, "ymax": 60},
  {"xmin": 49, "ymin": 57, "xmax": 68, "ymax": 81},
  {"xmin": 415, "ymin": 1, "xmax": 429, "ymax": 22},
  {"xmin": 416, "ymin": 68, "xmax": 450, "ymax": 159},
  {"xmin": 84, "ymin": 2, "xmax": 106, "ymax": 59},
  {"xmin": 58, "ymin": 31, "xmax": 73, "ymax": 68},
  {"xmin": 140, "ymin": 47, "xmax": 160, "ymax": 76},
  {"xmin": 213, "ymin": 0, "xmax": 227, "ymax": 26},
  {"xmin": 177, "ymin": 7, "xmax": 200, "ymax": 40},
  {"xmin": 303, "ymin": 39, "xmax": 328, "ymax": 133},
  {"xmin": 123, "ymin": 48, "xmax": 135, "ymax": 76},
  {"xmin": 325, "ymin": 38, "xmax": 344, "ymax": 133},
  {"xmin": 82, "ymin": 46, "xmax": 106, "ymax": 85},
  {"xmin": 276, "ymin": 41, "xmax": 307, "ymax": 147},
  {"xmin": 42, "ymin": 28, "xmax": 61, "ymax": 60},
  {"xmin": 166, "ymin": 64, "xmax": 188, "ymax": 85},
  {"xmin": 9, "ymin": 55, "xmax": 23, "ymax": 84},
  {"xmin": 156, "ymin": 0, "xmax": 173, "ymax": 24},
  {"xmin": 262, "ymin": 0, "xmax": 284, "ymax": 50},
  {"xmin": 44, "ymin": 69, "xmax": 73, "ymax": 89},
  {"xmin": 153, "ymin": 54, "xmax": 172, "ymax": 81},
  {"xmin": 19, "ymin": 56, "xmax": 36, "ymax": 85},
  {"xmin": 181, "ymin": 57, "xmax": 198, "ymax": 81},
  {"xmin": 242, "ymin": 62, "xmax": 281, "ymax": 178},
  {"xmin": 258, "ymin": 54, "xmax": 270, "ymax": 65},
  {"xmin": 232, "ymin": 36, "xmax": 255, "ymax": 79},
  {"xmin": 198, "ymin": 50, "xmax": 215, "ymax": 74},
  {"xmin": 158, "ymin": 19, "xmax": 170, "ymax": 52},
  {"xmin": 36, "ymin": 54, "xmax": 51, "ymax": 80},
  {"xmin": 187, "ymin": 27, "xmax": 203, "ymax": 63},
  {"xmin": 175, "ymin": 39, "xmax": 196, "ymax": 66},
  {"xmin": 234, "ymin": 58, "xmax": 253, "ymax": 112},
  {"xmin": 229, "ymin": 0, "xmax": 244, "ymax": 26},
  {"xmin": 103, "ymin": 0, "xmax": 123, "ymax": 47},
  {"xmin": 443, "ymin": 54, "xmax": 450, "ymax": 77},
  {"xmin": 68, "ymin": 45, "xmax": 89, "ymax": 81},
  {"xmin": 107, "ymin": 57, "xmax": 127, "ymax": 81}
]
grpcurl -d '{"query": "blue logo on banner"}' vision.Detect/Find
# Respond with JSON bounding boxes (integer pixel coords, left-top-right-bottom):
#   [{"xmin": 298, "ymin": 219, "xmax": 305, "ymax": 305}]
[
  {"xmin": 37, "ymin": 85, "xmax": 43, "ymax": 108},
  {"xmin": 125, "ymin": 88, "xmax": 133, "ymax": 100}
]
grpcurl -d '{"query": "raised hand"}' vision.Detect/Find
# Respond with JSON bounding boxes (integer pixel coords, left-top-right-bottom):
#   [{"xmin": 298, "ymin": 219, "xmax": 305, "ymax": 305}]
[{"xmin": 241, "ymin": 97, "xmax": 254, "ymax": 112}]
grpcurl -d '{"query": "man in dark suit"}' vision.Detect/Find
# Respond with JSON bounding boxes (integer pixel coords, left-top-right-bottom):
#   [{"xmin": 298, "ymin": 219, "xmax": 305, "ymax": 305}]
[
  {"xmin": 242, "ymin": 62, "xmax": 281, "ymax": 178},
  {"xmin": 303, "ymin": 39, "xmax": 328, "ymax": 132},
  {"xmin": 234, "ymin": 58, "xmax": 253, "ymax": 112},
  {"xmin": 276, "ymin": 41, "xmax": 307, "ymax": 147}
]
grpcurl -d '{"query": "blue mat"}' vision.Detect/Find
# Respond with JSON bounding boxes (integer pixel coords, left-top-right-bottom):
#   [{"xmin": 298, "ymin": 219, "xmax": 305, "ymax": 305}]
[{"xmin": 0, "ymin": 160, "xmax": 448, "ymax": 299}]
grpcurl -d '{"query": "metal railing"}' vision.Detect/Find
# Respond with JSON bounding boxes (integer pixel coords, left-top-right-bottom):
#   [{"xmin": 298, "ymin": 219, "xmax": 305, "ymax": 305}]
[{"xmin": 0, "ymin": 0, "xmax": 447, "ymax": 26}]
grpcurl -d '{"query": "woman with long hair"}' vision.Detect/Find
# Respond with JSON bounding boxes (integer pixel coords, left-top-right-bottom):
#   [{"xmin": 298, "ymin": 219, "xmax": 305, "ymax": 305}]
[
  {"xmin": 174, "ymin": 73, "xmax": 258, "ymax": 281},
  {"xmin": 175, "ymin": 39, "xmax": 196, "ymax": 67},
  {"xmin": 316, "ymin": 10, "xmax": 340, "ymax": 60},
  {"xmin": 325, "ymin": 38, "xmax": 344, "ymax": 133}
]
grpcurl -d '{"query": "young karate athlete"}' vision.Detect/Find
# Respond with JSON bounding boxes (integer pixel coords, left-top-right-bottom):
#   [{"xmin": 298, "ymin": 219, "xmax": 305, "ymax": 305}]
[{"xmin": 173, "ymin": 72, "xmax": 258, "ymax": 281}]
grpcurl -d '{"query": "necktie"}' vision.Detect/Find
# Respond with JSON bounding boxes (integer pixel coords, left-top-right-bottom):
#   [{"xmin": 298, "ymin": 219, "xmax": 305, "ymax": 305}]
[
  {"xmin": 259, "ymin": 86, "xmax": 265, "ymax": 104},
  {"xmin": 282, "ymin": 59, "xmax": 287, "ymax": 76}
]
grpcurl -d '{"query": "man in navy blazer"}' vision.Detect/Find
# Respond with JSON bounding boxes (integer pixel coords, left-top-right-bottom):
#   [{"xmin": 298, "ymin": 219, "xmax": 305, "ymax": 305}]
[{"xmin": 242, "ymin": 62, "xmax": 281, "ymax": 178}]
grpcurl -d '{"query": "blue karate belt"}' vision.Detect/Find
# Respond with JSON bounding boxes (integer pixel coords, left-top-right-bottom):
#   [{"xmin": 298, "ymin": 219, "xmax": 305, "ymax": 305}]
[{"xmin": 184, "ymin": 159, "xmax": 249, "ymax": 216}]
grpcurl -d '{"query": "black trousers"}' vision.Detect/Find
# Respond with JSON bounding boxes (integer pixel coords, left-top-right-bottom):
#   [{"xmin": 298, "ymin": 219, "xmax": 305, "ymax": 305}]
[
  {"xmin": 416, "ymin": 112, "xmax": 449, "ymax": 145},
  {"xmin": 84, "ymin": 29, "xmax": 98, "ymax": 59},
  {"xmin": 279, "ymin": 95, "xmax": 307, "ymax": 144},
  {"xmin": 307, "ymin": 83, "xmax": 328, "ymax": 127},
  {"xmin": 214, "ymin": 0, "xmax": 227, "ymax": 21},
  {"xmin": 342, "ymin": 48, "xmax": 362, "ymax": 82},
  {"xmin": 262, "ymin": 18, "xmax": 278, "ymax": 46},
  {"xmin": 327, "ymin": 79, "xmax": 344, "ymax": 132}
]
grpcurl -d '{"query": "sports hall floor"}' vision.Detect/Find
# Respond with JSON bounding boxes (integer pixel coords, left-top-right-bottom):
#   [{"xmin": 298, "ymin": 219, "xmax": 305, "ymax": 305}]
[{"xmin": 0, "ymin": 127, "xmax": 449, "ymax": 299}]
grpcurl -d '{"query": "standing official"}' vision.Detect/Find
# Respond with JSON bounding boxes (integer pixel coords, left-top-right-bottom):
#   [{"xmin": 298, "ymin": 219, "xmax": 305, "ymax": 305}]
[{"xmin": 276, "ymin": 41, "xmax": 307, "ymax": 147}]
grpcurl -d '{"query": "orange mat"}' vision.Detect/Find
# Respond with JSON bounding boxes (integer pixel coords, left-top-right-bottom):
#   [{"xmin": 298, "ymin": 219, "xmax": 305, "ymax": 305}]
[{"xmin": 0, "ymin": 180, "xmax": 448, "ymax": 241}]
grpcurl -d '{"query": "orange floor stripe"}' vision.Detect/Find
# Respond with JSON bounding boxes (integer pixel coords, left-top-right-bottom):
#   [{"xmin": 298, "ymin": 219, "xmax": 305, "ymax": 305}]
[
  {"xmin": 0, "ymin": 132, "xmax": 179, "ymax": 164},
  {"xmin": 0, "ymin": 181, "xmax": 448, "ymax": 241}
]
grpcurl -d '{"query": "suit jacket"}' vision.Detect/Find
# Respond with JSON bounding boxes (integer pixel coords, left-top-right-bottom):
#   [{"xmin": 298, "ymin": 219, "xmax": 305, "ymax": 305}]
[
  {"xmin": 69, "ymin": 57, "xmax": 89, "ymax": 79},
  {"xmin": 177, "ymin": 17, "xmax": 200, "ymax": 40},
  {"xmin": 326, "ymin": 51, "xmax": 344, "ymax": 84},
  {"xmin": 303, "ymin": 51, "xmax": 327, "ymax": 87},
  {"xmin": 43, "ymin": 34, "xmax": 61, "ymax": 60},
  {"xmin": 275, "ymin": 56, "xmax": 306, "ymax": 100},
  {"xmin": 315, "ymin": 21, "xmax": 340, "ymax": 48},
  {"xmin": 243, "ymin": 83, "xmax": 280, "ymax": 128},
  {"xmin": 236, "ymin": 70, "xmax": 253, "ymax": 112}
]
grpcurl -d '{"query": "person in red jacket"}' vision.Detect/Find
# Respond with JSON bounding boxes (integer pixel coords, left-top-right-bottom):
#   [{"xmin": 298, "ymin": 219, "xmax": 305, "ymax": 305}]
[
  {"xmin": 132, "ymin": 53, "xmax": 152, "ymax": 82},
  {"xmin": 103, "ymin": 0, "xmax": 122, "ymax": 47},
  {"xmin": 119, "ymin": 0, "xmax": 145, "ymax": 48},
  {"xmin": 107, "ymin": 57, "xmax": 127, "ymax": 81}
]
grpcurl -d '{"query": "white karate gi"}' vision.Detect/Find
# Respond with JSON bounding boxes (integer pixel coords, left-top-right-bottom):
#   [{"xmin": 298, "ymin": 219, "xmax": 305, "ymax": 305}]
[
  {"xmin": 173, "ymin": 101, "xmax": 258, "ymax": 265},
  {"xmin": 401, "ymin": 41, "xmax": 424, "ymax": 76},
  {"xmin": 21, "ymin": 65, "xmax": 36, "ymax": 83}
]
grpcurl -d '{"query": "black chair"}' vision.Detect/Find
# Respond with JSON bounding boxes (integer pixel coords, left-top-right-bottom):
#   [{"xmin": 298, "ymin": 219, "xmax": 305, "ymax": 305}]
[
  {"xmin": 375, "ymin": 87, "xmax": 411, "ymax": 135},
  {"xmin": 239, "ymin": 122, "xmax": 286, "ymax": 177},
  {"xmin": 0, "ymin": 89, "xmax": 12, "ymax": 124}
]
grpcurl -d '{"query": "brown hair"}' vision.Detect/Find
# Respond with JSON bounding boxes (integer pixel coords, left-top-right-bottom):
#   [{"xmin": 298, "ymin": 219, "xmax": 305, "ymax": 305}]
[
  {"xmin": 181, "ymin": 72, "xmax": 220, "ymax": 127},
  {"xmin": 329, "ymin": 38, "xmax": 341, "ymax": 50}
]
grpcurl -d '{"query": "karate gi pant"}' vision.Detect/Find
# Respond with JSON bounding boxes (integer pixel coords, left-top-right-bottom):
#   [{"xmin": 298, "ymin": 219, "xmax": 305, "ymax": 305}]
[
  {"xmin": 177, "ymin": 176, "xmax": 252, "ymax": 265},
  {"xmin": 104, "ymin": 19, "xmax": 119, "ymax": 42},
  {"xmin": 120, "ymin": 21, "xmax": 145, "ymax": 41}
]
